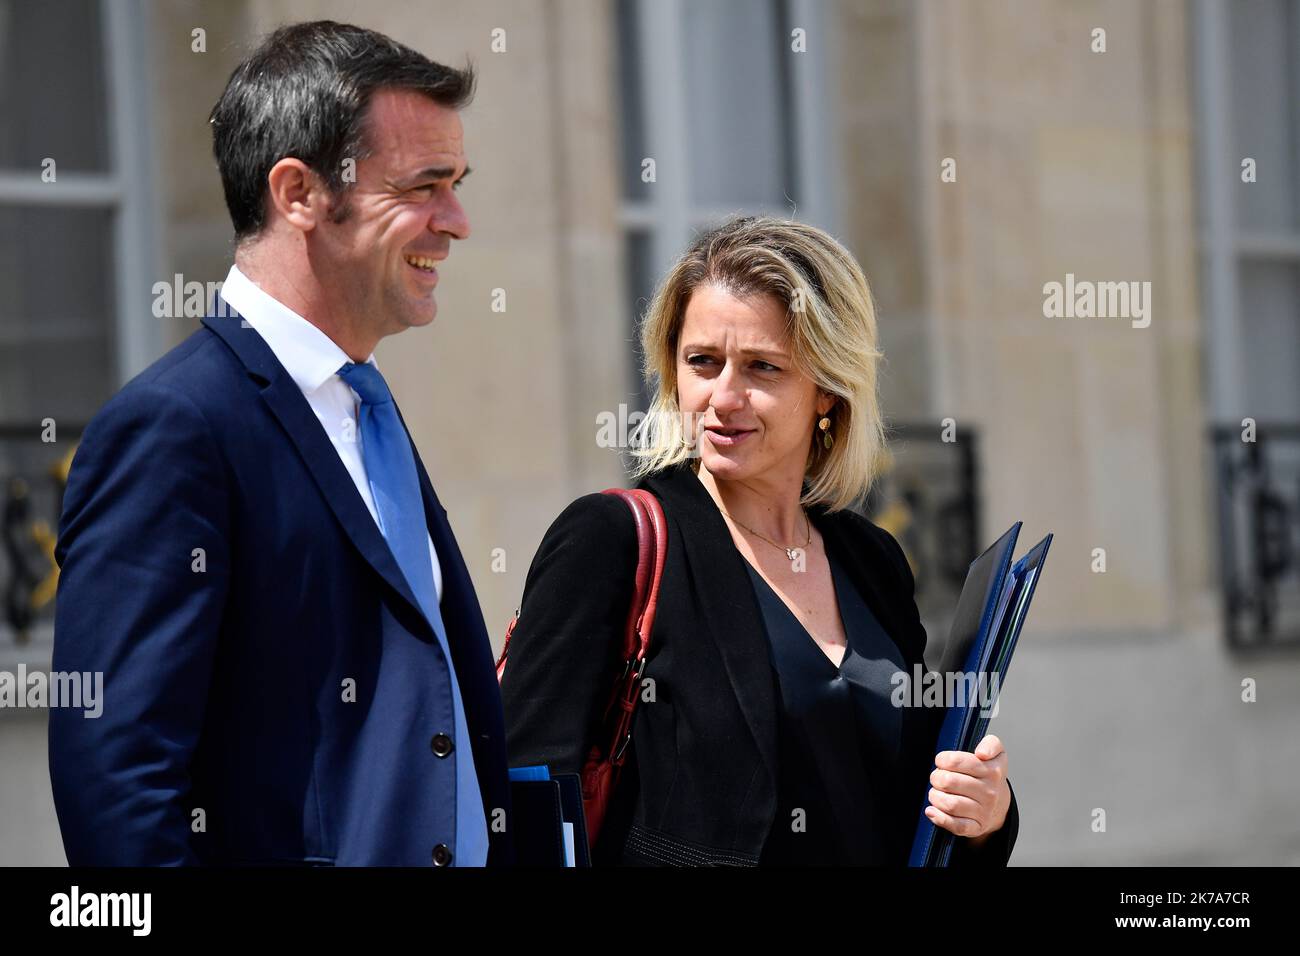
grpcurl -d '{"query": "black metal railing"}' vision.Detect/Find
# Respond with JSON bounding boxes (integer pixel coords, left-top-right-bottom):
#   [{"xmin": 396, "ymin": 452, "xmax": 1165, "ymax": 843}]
[
  {"xmin": 0, "ymin": 423, "xmax": 81, "ymax": 645},
  {"xmin": 857, "ymin": 422, "xmax": 982, "ymax": 624},
  {"xmin": 1211, "ymin": 422, "xmax": 1300, "ymax": 648}
]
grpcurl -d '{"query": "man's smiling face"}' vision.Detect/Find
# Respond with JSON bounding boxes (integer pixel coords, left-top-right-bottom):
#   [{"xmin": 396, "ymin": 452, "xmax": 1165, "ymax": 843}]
[{"xmin": 314, "ymin": 87, "xmax": 471, "ymax": 340}]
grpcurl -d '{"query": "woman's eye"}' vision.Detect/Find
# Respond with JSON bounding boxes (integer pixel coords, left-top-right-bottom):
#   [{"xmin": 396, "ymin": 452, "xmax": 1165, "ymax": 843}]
[{"xmin": 686, "ymin": 355, "xmax": 779, "ymax": 372}]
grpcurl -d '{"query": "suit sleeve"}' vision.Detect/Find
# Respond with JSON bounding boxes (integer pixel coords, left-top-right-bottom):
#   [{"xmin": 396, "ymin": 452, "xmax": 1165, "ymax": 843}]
[
  {"xmin": 48, "ymin": 382, "xmax": 231, "ymax": 865},
  {"xmin": 499, "ymin": 493, "xmax": 639, "ymax": 776},
  {"xmin": 872, "ymin": 518, "xmax": 1019, "ymax": 867}
]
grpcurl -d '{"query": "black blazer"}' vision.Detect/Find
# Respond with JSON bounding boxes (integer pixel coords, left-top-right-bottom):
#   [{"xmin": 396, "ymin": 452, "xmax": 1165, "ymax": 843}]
[{"xmin": 501, "ymin": 461, "xmax": 1018, "ymax": 866}]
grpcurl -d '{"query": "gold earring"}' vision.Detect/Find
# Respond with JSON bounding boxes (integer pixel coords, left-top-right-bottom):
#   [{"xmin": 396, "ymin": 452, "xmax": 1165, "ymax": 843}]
[{"xmin": 818, "ymin": 415, "xmax": 833, "ymax": 450}]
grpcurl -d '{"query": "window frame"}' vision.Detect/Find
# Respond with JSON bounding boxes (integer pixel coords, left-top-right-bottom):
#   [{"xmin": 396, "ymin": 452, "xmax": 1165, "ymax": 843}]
[
  {"xmin": 0, "ymin": 0, "xmax": 161, "ymax": 388},
  {"xmin": 617, "ymin": 0, "xmax": 841, "ymax": 291},
  {"xmin": 1193, "ymin": 0, "xmax": 1300, "ymax": 423},
  {"xmin": 0, "ymin": 0, "xmax": 159, "ymax": 658}
]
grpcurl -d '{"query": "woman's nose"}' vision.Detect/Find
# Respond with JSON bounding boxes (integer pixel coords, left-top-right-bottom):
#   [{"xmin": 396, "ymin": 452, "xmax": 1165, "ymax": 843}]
[{"xmin": 711, "ymin": 361, "xmax": 746, "ymax": 413}]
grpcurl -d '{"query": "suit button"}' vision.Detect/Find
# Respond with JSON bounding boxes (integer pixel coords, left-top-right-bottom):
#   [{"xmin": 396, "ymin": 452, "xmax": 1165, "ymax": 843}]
[
  {"xmin": 432, "ymin": 844, "xmax": 453, "ymax": 866},
  {"xmin": 430, "ymin": 733, "xmax": 454, "ymax": 757}
]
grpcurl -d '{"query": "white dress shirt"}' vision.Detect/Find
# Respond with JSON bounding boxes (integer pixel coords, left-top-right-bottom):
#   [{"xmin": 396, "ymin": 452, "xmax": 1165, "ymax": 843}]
[{"xmin": 218, "ymin": 264, "xmax": 443, "ymax": 603}]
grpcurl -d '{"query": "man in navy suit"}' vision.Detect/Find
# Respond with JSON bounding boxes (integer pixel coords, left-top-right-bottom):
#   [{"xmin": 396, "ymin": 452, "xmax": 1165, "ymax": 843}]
[{"xmin": 48, "ymin": 20, "xmax": 512, "ymax": 866}]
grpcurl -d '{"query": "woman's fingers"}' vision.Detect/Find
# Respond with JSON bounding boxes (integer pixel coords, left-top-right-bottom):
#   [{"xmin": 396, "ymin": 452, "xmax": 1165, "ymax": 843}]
[
  {"xmin": 928, "ymin": 770, "xmax": 1009, "ymax": 837},
  {"xmin": 927, "ymin": 785, "xmax": 983, "ymax": 822},
  {"xmin": 923, "ymin": 802, "xmax": 982, "ymax": 837},
  {"xmin": 934, "ymin": 743, "xmax": 1006, "ymax": 779},
  {"xmin": 927, "ymin": 736, "xmax": 1011, "ymax": 836},
  {"xmin": 930, "ymin": 763, "xmax": 1003, "ymax": 800},
  {"xmin": 973, "ymin": 733, "xmax": 1005, "ymax": 761}
]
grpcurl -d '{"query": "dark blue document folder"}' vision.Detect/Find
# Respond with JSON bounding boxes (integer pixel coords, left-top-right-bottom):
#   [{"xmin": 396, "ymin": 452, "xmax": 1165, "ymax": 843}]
[
  {"xmin": 907, "ymin": 523, "xmax": 1053, "ymax": 867},
  {"xmin": 508, "ymin": 765, "xmax": 591, "ymax": 866}
]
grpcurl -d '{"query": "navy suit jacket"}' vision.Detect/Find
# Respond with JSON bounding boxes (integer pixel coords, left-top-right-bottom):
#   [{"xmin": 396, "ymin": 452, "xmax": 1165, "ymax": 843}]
[{"xmin": 48, "ymin": 311, "xmax": 513, "ymax": 866}]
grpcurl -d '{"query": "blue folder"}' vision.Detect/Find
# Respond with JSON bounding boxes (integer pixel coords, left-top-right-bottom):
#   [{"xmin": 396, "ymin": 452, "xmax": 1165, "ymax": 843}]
[
  {"xmin": 508, "ymin": 765, "xmax": 592, "ymax": 867},
  {"xmin": 907, "ymin": 522, "xmax": 1053, "ymax": 867}
]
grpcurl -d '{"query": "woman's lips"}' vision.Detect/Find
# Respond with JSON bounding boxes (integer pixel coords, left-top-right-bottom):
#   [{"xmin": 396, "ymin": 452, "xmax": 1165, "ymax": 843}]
[{"xmin": 705, "ymin": 427, "xmax": 755, "ymax": 447}]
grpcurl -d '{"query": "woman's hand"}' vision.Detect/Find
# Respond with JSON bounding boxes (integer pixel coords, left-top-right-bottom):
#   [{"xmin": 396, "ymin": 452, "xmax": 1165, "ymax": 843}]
[{"xmin": 924, "ymin": 733, "xmax": 1010, "ymax": 848}]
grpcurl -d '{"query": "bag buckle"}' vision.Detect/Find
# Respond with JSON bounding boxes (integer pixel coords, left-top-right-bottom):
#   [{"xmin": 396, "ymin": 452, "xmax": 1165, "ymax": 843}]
[
  {"xmin": 613, "ymin": 731, "xmax": 633, "ymax": 762},
  {"xmin": 619, "ymin": 655, "xmax": 646, "ymax": 682}
]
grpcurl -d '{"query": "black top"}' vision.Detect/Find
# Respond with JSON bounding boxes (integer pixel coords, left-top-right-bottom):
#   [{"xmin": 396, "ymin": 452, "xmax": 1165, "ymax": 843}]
[
  {"xmin": 743, "ymin": 548, "xmax": 908, "ymax": 865},
  {"xmin": 501, "ymin": 461, "xmax": 1018, "ymax": 866}
]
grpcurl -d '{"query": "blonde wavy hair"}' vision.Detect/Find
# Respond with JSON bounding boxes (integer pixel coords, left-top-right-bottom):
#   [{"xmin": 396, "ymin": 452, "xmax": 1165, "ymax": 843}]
[{"xmin": 629, "ymin": 215, "xmax": 889, "ymax": 512}]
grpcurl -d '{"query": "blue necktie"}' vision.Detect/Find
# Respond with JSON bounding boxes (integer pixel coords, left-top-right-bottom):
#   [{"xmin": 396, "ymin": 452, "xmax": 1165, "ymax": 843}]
[{"xmin": 337, "ymin": 360, "xmax": 488, "ymax": 866}]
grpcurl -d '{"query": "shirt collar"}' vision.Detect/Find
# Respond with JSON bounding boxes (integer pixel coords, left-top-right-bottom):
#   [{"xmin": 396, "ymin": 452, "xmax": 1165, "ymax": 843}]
[{"xmin": 218, "ymin": 263, "xmax": 377, "ymax": 394}]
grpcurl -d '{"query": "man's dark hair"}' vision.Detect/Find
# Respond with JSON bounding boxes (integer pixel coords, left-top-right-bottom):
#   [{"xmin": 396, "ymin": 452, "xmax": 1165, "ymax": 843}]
[{"xmin": 209, "ymin": 20, "xmax": 475, "ymax": 240}]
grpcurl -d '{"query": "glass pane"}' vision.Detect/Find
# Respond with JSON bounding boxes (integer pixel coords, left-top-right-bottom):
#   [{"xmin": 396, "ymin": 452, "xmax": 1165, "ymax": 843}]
[
  {"xmin": 626, "ymin": 229, "xmax": 655, "ymax": 411},
  {"xmin": 1237, "ymin": 261, "xmax": 1300, "ymax": 420},
  {"xmin": 1229, "ymin": 0, "xmax": 1300, "ymax": 231},
  {"xmin": 0, "ymin": 205, "xmax": 116, "ymax": 423},
  {"xmin": 682, "ymin": 0, "xmax": 790, "ymax": 206},
  {"xmin": 0, "ymin": 0, "xmax": 110, "ymax": 172},
  {"xmin": 616, "ymin": 0, "xmax": 652, "ymax": 201}
]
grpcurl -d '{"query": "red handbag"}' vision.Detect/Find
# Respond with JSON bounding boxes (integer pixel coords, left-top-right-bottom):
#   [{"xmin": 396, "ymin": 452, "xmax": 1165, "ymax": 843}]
[{"xmin": 496, "ymin": 488, "xmax": 667, "ymax": 848}]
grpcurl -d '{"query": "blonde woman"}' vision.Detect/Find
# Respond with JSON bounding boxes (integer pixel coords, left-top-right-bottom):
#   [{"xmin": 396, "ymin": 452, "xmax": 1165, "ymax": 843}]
[{"xmin": 501, "ymin": 215, "xmax": 1017, "ymax": 866}]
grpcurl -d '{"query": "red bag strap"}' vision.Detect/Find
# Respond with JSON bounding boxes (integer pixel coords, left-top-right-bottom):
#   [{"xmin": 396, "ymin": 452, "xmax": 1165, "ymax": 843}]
[
  {"xmin": 601, "ymin": 488, "xmax": 667, "ymax": 669},
  {"xmin": 594, "ymin": 489, "xmax": 666, "ymax": 766},
  {"xmin": 496, "ymin": 489, "xmax": 667, "ymax": 851},
  {"xmin": 496, "ymin": 489, "xmax": 667, "ymax": 690}
]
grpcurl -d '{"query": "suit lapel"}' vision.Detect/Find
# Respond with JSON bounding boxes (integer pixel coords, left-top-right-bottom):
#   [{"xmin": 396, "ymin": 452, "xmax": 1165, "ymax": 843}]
[
  {"xmin": 201, "ymin": 311, "xmax": 433, "ymax": 640},
  {"xmin": 397, "ymin": 402, "xmax": 494, "ymax": 674},
  {"xmin": 640, "ymin": 463, "xmax": 779, "ymax": 787}
]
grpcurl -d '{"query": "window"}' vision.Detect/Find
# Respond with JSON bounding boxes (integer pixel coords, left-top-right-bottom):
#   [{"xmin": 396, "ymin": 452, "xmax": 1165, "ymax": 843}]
[
  {"xmin": 0, "ymin": 0, "xmax": 158, "ymax": 651},
  {"xmin": 1195, "ymin": 0, "xmax": 1300, "ymax": 645},
  {"xmin": 615, "ymin": 0, "xmax": 838, "ymax": 407},
  {"xmin": 1195, "ymin": 0, "xmax": 1300, "ymax": 422}
]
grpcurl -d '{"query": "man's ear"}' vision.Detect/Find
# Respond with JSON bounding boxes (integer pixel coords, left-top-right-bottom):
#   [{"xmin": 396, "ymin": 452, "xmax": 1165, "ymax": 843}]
[{"xmin": 265, "ymin": 157, "xmax": 325, "ymax": 233}]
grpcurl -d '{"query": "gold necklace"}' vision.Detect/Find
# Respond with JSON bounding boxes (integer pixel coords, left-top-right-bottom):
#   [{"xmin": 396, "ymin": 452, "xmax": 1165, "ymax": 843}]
[{"xmin": 719, "ymin": 506, "xmax": 812, "ymax": 561}]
